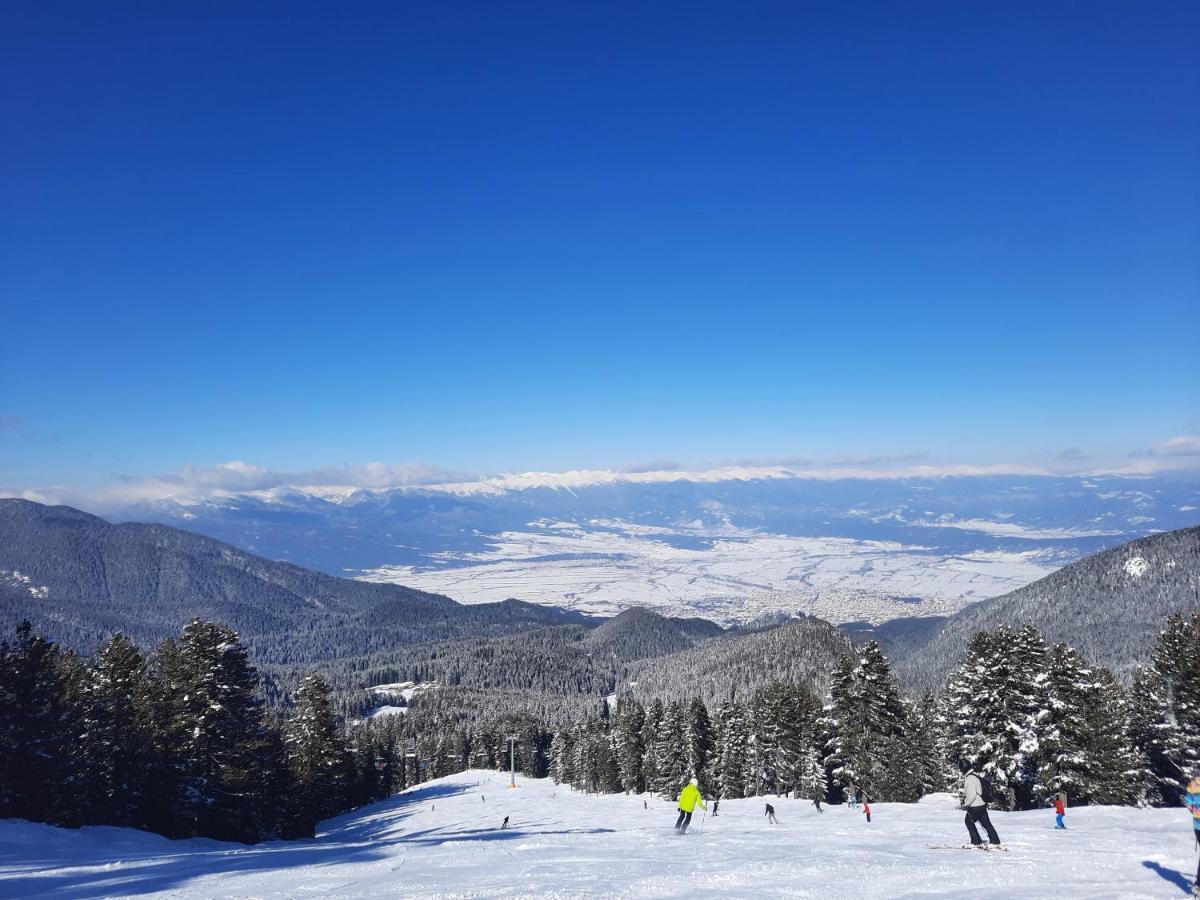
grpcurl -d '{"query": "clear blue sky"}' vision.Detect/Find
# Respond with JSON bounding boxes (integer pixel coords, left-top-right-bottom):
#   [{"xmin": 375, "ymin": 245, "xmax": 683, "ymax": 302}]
[{"xmin": 2, "ymin": 1, "xmax": 1198, "ymax": 488}]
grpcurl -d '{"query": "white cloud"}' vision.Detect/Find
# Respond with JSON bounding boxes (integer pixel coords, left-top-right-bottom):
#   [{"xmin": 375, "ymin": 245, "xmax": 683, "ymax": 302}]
[
  {"xmin": 1151, "ymin": 435, "xmax": 1200, "ymax": 457},
  {"xmin": 4, "ymin": 437, "xmax": 1198, "ymax": 512}
]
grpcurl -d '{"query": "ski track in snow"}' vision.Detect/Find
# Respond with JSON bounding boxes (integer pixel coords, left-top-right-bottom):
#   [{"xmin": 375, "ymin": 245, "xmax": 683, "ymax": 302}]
[{"xmin": 0, "ymin": 770, "xmax": 1192, "ymax": 899}]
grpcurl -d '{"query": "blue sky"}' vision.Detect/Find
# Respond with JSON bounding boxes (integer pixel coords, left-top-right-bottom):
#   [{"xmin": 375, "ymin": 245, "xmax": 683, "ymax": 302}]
[{"xmin": 2, "ymin": 1, "xmax": 1198, "ymax": 494}]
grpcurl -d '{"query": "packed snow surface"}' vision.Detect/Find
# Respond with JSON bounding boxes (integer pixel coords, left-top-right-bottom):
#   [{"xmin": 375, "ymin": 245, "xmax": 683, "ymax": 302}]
[{"xmin": 0, "ymin": 770, "xmax": 1193, "ymax": 899}]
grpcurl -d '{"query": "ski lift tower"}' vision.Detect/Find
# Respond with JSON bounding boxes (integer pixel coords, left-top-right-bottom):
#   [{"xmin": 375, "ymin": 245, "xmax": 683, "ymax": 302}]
[{"xmin": 506, "ymin": 735, "xmax": 519, "ymax": 789}]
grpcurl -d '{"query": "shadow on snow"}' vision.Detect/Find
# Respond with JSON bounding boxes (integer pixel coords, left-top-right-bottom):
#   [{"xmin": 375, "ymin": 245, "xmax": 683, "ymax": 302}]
[
  {"xmin": 1142, "ymin": 860, "xmax": 1195, "ymax": 895},
  {"xmin": 0, "ymin": 782, "xmax": 613, "ymax": 899}
]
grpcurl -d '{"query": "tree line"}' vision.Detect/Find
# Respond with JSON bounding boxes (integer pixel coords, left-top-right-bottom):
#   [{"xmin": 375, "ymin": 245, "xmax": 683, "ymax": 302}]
[
  {"xmin": 0, "ymin": 619, "xmax": 376, "ymax": 842},
  {"xmin": 549, "ymin": 614, "xmax": 1199, "ymax": 809},
  {"xmin": 1, "ymin": 612, "xmax": 1197, "ymax": 845}
]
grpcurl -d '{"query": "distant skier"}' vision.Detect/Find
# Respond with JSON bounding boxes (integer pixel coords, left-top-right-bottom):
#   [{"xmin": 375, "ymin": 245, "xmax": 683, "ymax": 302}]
[
  {"xmin": 1187, "ymin": 775, "xmax": 1200, "ymax": 895},
  {"xmin": 862, "ymin": 795, "xmax": 872, "ymax": 823},
  {"xmin": 674, "ymin": 777, "xmax": 707, "ymax": 834},
  {"xmin": 644, "ymin": 799, "xmax": 648, "ymax": 810},
  {"xmin": 812, "ymin": 796, "xmax": 823, "ymax": 813},
  {"xmin": 765, "ymin": 802, "xmax": 778, "ymax": 824},
  {"xmin": 501, "ymin": 815, "xmax": 509, "ymax": 830},
  {"xmin": 1053, "ymin": 794, "xmax": 1066, "ymax": 830},
  {"xmin": 482, "ymin": 795, "xmax": 485, "ymax": 803},
  {"xmin": 961, "ymin": 768, "xmax": 1002, "ymax": 848},
  {"xmin": 712, "ymin": 798, "xmax": 720, "ymax": 817},
  {"xmin": 848, "ymin": 783, "xmax": 858, "ymax": 809}
]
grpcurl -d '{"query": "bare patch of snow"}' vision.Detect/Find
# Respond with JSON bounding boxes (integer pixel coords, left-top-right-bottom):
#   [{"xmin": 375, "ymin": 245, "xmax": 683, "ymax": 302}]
[{"xmin": 1123, "ymin": 556, "xmax": 1150, "ymax": 578}]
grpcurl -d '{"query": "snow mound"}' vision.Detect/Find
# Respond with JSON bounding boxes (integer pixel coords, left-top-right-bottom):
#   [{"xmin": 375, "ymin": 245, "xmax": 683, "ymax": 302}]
[
  {"xmin": 1123, "ymin": 556, "xmax": 1150, "ymax": 578},
  {"xmin": 0, "ymin": 770, "xmax": 1193, "ymax": 898}
]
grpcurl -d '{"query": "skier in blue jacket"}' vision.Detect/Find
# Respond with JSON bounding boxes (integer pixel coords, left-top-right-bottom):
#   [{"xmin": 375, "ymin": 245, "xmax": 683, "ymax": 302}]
[{"xmin": 1186, "ymin": 775, "xmax": 1200, "ymax": 896}]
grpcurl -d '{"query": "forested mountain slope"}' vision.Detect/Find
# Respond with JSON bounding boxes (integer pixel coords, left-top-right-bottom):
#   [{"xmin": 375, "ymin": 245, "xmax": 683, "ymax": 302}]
[
  {"xmin": 346, "ymin": 608, "xmax": 724, "ymax": 712},
  {"xmin": 0, "ymin": 499, "xmax": 596, "ymax": 670},
  {"xmin": 627, "ymin": 617, "xmax": 854, "ymax": 707},
  {"xmin": 891, "ymin": 525, "xmax": 1200, "ymax": 688}
]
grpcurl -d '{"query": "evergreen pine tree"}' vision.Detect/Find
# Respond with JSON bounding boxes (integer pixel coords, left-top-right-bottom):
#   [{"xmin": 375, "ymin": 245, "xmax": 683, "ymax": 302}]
[
  {"xmin": 713, "ymin": 697, "xmax": 750, "ymax": 800},
  {"xmin": 640, "ymin": 699, "xmax": 664, "ymax": 795},
  {"xmin": 165, "ymin": 619, "xmax": 278, "ymax": 841},
  {"xmin": 75, "ymin": 633, "xmax": 156, "ymax": 828},
  {"xmin": 654, "ymin": 701, "xmax": 688, "ymax": 798},
  {"xmin": 549, "ymin": 729, "xmax": 575, "ymax": 785},
  {"xmin": 909, "ymin": 691, "xmax": 946, "ymax": 798},
  {"xmin": 943, "ymin": 625, "xmax": 1050, "ymax": 810},
  {"xmin": 0, "ymin": 622, "xmax": 76, "ymax": 824},
  {"xmin": 1129, "ymin": 613, "xmax": 1200, "ymax": 805},
  {"xmin": 822, "ymin": 642, "xmax": 916, "ymax": 801},
  {"xmin": 683, "ymin": 697, "xmax": 714, "ymax": 790},
  {"xmin": 283, "ymin": 673, "xmax": 351, "ymax": 836},
  {"xmin": 614, "ymin": 699, "xmax": 646, "ymax": 793}
]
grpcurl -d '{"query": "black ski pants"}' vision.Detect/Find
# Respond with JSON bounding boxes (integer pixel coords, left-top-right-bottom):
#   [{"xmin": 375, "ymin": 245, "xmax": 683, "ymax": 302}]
[
  {"xmin": 674, "ymin": 810, "xmax": 693, "ymax": 832},
  {"xmin": 964, "ymin": 805, "xmax": 1000, "ymax": 845}
]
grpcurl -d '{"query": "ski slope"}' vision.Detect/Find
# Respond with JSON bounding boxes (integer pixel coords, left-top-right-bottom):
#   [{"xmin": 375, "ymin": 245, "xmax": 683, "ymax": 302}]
[{"xmin": 0, "ymin": 770, "xmax": 1194, "ymax": 899}]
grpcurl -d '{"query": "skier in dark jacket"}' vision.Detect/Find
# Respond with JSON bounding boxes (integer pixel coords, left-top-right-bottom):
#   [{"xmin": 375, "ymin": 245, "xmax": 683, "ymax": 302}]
[
  {"xmin": 765, "ymin": 802, "xmax": 778, "ymax": 824},
  {"xmin": 961, "ymin": 769, "xmax": 1001, "ymax": 848},
  {"xmin": 812, "ymin": 796, "xmax": 823, "ymax": 813}
]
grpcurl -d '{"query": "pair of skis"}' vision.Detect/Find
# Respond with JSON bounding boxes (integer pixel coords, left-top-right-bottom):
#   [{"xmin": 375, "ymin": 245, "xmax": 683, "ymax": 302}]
[{"xmin": 927, "ymin": 844, "xmax": 1009, "ymax": 852}]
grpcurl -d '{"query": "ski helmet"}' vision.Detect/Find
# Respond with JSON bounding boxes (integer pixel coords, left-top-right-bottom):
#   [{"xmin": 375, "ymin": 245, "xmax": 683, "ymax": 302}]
[{"xmin": 689, "ymin": 777, "xmax": 698, "ymax": 786}]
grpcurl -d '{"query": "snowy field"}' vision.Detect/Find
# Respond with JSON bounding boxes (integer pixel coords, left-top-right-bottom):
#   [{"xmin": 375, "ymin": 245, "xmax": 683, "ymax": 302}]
[
  {"xmin": 360, "ymin": 521, "xmax": 1058, "ymax": 625},
  {"xmin": 1, "ymin": 770, "xmax": 1194, "ymax": 899}
]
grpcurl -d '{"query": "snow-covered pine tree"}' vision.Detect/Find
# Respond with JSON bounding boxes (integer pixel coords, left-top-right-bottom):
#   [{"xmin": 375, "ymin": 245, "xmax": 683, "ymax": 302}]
[
  {"xmin": 821, "ymin": 642, "xmax": 915, "ymax": 802},
  {"xmin": 757, "ymin": 682, "xmax": 821, "ymax": 797},
  {"xmin": 747, "ymin": 686, "xmax": 782, "ymax": 796},
  {"xmin": 1129, "ymin": 612, "xmax": 1200, "ymax": 805},
  {"xmin": 683, "ymin": 697, "xmax": 714, "ymax": 790},
  {"xmin": 600, "ymin": 726, "xmax": 623, "ymax": 792},
  {"xmin": 549, "ymin": 729, "xmax": 574, "ymax": 785},
  {"xmin": 943, "ymin": 625, "xmax": 1050, "ymax": 810},
  {"xmin": 570, "ymin": 722, "xmax": 597, "ymax": 792},
  {"xmin": 0, "ymin": 622, "xmax": 77, "ymax": 825},
  {"xmin": 908, "ymin": 690, "xmax": 946, "ymax": 797},
  {"xmin": 1036, "ymin": 644, "xmax": 1143, "ymax": 806},
  {"xmin": 74, "ymin": 633, "xmax": 156, "ymax": 828},
  {"xmin": 640, "ymin": 699, "xmax": 664, "ymax": 795},
  {"xmin": 163, "ymin": 619, "xmax": 279, "ymax": 841},
  {"xmin": 654, "ymin": 701, "xmax": 688, "ymax": 798},
  {"xmin": 614, "ymin": 698, "xmax": 645, "ymax": 793},
  {"xmin": 713, "ymin": 697, "xmax": 749, "ymax": 800},
  {"xmin": 283, "ymin": 673, "xmax": 352, "ymax": 836},
  {"xmin": 798, "ymin": 743, "xmax": 828, "ymax": 803},
  {"xmin": 818, "ymin": 657, "xmax": 854, "ymax": 803}
]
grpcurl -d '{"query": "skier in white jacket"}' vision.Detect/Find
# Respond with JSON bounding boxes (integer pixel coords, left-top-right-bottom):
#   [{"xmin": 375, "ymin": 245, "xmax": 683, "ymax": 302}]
[{"xmin": 962, "ymin": 769, "xmax": 1002, "ymax": 848}]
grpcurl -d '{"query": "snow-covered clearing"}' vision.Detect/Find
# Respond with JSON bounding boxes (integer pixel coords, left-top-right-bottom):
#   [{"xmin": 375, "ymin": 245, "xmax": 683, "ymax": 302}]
[
  {"xmin": 0, "ymin": 770, "xmax": 1193, "ymax": 899},
  {"xmin": 360, "ymin": 522, "xmax": 1057, "ymax": 625}
]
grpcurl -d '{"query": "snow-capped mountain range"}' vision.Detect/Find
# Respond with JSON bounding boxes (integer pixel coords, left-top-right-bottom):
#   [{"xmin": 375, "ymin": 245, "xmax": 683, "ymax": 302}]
[{"xmin": 98, "ymin": 467, "xmax": 1200, "ymax": 626}]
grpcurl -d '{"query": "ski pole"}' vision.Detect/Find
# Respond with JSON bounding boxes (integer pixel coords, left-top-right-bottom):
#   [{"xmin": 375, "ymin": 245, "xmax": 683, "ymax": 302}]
[{"xmin": 700, "ymin": 807, "xmax": 707, "ymax": 832}]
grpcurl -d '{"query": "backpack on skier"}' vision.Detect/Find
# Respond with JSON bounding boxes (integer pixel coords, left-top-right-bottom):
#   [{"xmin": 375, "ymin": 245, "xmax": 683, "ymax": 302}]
[{"xmin": 978, "ymin": 775, "xmax": 994, "ymax": 805}]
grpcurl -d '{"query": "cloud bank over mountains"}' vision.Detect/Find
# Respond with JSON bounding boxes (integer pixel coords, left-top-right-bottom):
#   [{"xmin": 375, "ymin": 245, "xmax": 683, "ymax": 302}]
[{"xmin": 3, "ymin": 435, "xmax": 1198, "ymax": 513}]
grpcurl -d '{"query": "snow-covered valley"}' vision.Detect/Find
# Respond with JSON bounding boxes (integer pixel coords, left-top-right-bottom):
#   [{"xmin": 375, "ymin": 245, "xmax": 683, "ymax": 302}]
[
  {"xmin": 359, "ymin": 521, "xmax": 1059, "ymax": 624},
  {"xmin": 0, "ymin": 770, "xmax": 1192, "ymax": 899},
  {"xmin": 107, "ymin": 470, "xmax": 1199, "ymax": 627}
]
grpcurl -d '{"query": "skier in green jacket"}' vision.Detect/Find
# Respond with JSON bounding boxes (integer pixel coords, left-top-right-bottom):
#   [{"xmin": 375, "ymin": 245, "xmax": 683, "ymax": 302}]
[{"xmin": 674, "ymin": 778, "xmax": 707, "ymax": 834}]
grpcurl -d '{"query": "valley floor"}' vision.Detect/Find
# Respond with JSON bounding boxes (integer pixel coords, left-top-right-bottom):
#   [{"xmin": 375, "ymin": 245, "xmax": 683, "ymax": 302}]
[{"xmin": 0, "ymin": 770, "xmax": 1193, "ymax": 899}]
